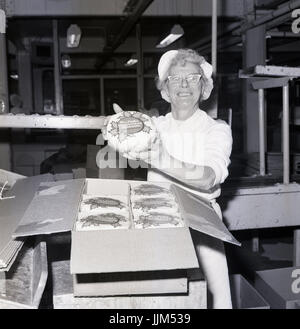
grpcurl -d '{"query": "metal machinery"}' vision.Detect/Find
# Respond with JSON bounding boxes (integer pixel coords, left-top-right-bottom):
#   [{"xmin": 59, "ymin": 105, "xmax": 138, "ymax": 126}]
[
  {"xmin": 221, "ymin": 64, "xmax": 300, "ymax": 267},
  {"xmin": 0, "ymin": 1, "xmax": 300, "ymax": 267}
]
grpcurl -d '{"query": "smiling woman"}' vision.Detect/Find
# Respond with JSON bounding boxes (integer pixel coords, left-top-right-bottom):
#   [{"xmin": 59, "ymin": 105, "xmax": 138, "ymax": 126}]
[
  {"xmin": 149, "ymin": 49, "xmax": 231, "ymax": 194},
  {"xmin": 147, "ymin": 48, "xmax": 233, "ymax": 309},
  {"xmin": 99, "ymin": 48, "xmax": 233, "ymax": 309},
  {"xmin": 164, "ymin": 63, "xmax": 203, "ymax": 120},
  {"xmin": 156, "ymin": 49, "xmax": 214, "ymax": 108}
]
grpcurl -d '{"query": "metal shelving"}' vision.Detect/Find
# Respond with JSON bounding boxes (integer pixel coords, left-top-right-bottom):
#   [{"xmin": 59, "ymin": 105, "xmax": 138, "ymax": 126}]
[{"xmin": 0, "ymin": 113, "xmax": 105, "ymax": 129}]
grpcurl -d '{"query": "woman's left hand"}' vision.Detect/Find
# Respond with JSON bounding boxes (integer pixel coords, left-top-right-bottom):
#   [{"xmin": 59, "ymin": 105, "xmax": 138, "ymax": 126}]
[{"xmin": 100, "ymin": 103, "xmax": 124, "ymax": 140}]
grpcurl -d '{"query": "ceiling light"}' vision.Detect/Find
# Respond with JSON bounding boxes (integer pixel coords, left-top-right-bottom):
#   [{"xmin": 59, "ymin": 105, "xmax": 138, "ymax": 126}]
[
  {"xmin": 156, "ymin": 24, "xmax": 184, "ymax": 48},
  {"xmin": 125, "ymin": 55, "xmax": 138, "ymax": 67},
  {"xmin": 10, "ymin": 74, "xmax": 19, "ymax": 80},
  {"xmin": 61, "ymin": 54, "xmax": 71, "ymax": 68},
  {"xmin": 67, "ymin": 24, "xmax": 82, "ymax": 48}
]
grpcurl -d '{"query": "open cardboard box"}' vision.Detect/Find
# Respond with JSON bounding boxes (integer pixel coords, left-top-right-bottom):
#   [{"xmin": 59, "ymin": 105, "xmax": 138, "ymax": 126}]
[{"xmin": 11, "ymin": 176, "xmax": 240, "ymax": 297}]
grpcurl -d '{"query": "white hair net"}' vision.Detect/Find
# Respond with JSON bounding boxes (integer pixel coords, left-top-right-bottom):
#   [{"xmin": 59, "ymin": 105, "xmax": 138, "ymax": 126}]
[{"xmin": 157, "ymin": 49, "xmax": 214, "ymax": 102}]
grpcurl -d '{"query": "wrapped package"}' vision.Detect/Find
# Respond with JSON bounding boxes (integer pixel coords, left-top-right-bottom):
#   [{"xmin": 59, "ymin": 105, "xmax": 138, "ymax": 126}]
[
  {"xmin": 76, "ymin": 211, "xmax": 130, "ymax": 231},
  {"xmin": 130, "ymin": 183, "xmax": 183, "ymax": 229},
  {"xmin": 133, "ymin": 211, "xmax": 184, "ymax": 229},
  {"xmin": 130, "ymin": 183, "xmax": 175, "ymax": 201},
  {"xmin": 106, "ymin": 111, "xmax": 157, "ymax": 156},
  {"xmin": 79, "ymin": 195, "xmax": 128, "ymax": 213},
  {"xmin": 131, "ymin": 197, "xmax": 179, "ymax": 214},
  {"xmin": 77, "ymin": 194, "xmax": 130, "ymax": 231}
]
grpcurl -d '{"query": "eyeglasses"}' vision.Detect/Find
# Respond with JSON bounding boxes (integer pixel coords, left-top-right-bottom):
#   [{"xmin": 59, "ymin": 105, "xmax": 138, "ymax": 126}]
[{"xmin": 167, "ymin": 74, "xmax": 202, "ymax": 85}]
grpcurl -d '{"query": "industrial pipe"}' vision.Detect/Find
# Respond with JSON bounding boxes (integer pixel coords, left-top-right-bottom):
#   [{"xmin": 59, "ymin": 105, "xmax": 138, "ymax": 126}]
[
  {"xmin": 103, "ymin": 0, "xmax": 153, "ymax": 55},
  {"xmin": 258, "ymin": 89, "xmax": 266, "ymax": 176},
  {"xmin": 267, "ymin": 31, "xmax": 300, "ymax": 37},
  {"xmin": 266, "ymin": 11, "xmax": 296, "ymax": 31},
  {"xmin": 282, "ymin": 84, "xmax": 290, "ymax": 184},
  {"xmin": 98, "ymin": 0, "xmax": 153, "ymax": 68},
  {"xmin": 195, "ymin": 1, "xmax": 297, "ymax": 56},
  {"xmin": 53, "ymin": 20, "xmax": 63, "ymax": 115},
  {"xmin": 212, "ymin": 0, "xmax": 217, "ymax": 74},
  {"xmin": 0, "ymin": 9, "xmax": 8, "ymax": 113},
  {"xmin": 197, "ymin": 11, "xmax": 294, "ymax": 55},
  {"xmin": 236, "ymin": 0, "xmax": 300, "ymax": 34},
  {"xmin": 192, "ymin": 23, "xmax": 240, "ymax": 54},
  {"xmin": 136, "ymin": 23, "xmax": 144, "ymax": 110},
  {"xmin": 198, "ymin": 36, "xmax": 241, "ymax": 55}
]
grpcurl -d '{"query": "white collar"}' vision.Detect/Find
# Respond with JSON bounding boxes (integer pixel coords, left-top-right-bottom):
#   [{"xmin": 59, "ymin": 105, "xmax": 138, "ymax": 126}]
[{"xmin": 168, "ymin": 109, "xmax": 204, "ymax": 128}]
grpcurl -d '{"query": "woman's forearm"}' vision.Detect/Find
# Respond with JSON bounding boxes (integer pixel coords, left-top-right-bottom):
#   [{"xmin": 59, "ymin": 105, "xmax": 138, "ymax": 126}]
[
  {"xmin": 153, "ymin": 151, "xmax": 216, "ymax": 191},
  {"xmin": 121, "ymin": 136, "xmax": 216, "ymax": 191},
  {"xmin": 162, "ymin": 164, "xmax": 215, "ymax": 190}
]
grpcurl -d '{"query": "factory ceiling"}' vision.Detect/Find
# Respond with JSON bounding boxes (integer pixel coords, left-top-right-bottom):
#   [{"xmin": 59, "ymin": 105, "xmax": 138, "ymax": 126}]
[{"xmin": 4, "ymin": 0, "xmax": 300, "ymax": 72}]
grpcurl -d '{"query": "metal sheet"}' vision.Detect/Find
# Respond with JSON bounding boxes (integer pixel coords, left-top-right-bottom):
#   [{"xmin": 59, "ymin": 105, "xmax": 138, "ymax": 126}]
[
  {"xmin": 241, "ymin": 65, "xmax": 300, "ymax": 78},
  {"xmin": 252, "ymin": 77, "xmax": 290, "ymax": 90},
  {"xmin": 220, "ymin": 184, "xmax": 300, "ymax": 230},
  {"xmin": 5, "ymin": 0, "xmax": 129, "ymax": 17},
  {"xmin": 4, "ymin": 0, "xmax": 244, "ymax": 17}
]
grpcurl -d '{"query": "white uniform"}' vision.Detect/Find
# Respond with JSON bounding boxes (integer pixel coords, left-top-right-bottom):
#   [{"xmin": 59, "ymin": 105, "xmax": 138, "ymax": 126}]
[
  {"xmin": 148, "ymin": 108, "xmax": 233, "ymax": 218},
  {"xmin": 149, "ymin": 108, "xmax": 233, "ymax": 309}
]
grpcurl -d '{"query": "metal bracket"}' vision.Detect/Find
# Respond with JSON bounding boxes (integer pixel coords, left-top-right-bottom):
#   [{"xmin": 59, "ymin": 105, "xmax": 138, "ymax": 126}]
[
  {"xmin": 251, "ymin": 77, "xmax": 291, "ymax": 90},
  {"xmin": 239, "ymin": 65, "xmax": 300, "ymax": 78}
]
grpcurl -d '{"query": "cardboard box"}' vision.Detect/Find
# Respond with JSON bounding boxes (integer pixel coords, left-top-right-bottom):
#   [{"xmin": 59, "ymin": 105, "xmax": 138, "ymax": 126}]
[
  {"xmin": 11, "ymin": 176, "xmax": 240, "ymax": 297},
  {"xmin": 51, "ymin": 260, "xmax": 207, "ymax": 309}
]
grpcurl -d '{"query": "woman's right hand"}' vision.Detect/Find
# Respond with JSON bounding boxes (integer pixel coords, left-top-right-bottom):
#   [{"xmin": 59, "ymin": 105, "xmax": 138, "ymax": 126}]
[
  {"xmin": 123, "ymin": 132, "xmax": 162, "ymax": 166},
  {"xmin": 101, "ymin": 103, "xmax": 124, "ymax": 140}
]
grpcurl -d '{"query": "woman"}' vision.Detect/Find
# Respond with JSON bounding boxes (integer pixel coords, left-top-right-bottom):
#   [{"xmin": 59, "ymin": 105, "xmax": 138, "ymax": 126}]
[{"xmin": 103, "ymin": 48, "xmax": 233, "ymax": 309}]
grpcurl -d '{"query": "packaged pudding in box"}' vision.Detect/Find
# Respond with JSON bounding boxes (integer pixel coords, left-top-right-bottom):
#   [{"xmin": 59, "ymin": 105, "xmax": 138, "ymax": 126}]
[
  {"xmin": 79, "ymin": 195, "xmax": 129, "ymax": 213},
  {"xmin": 130, "ymin": 182, "xmax": 184, "ymax": 229},
  {"xmin": 76, "ymin": 211, "xmax": 131, "ymax": 231},
  {"xmin": 76, "ymin": 187, "xmax": 131, "ymax": 231},
  {"xmin": 131, "ymin": 183, "xmax": 176, "ymax": 201},
  {"xmin": 11, "ymin": 177, "xmax": 240, "ymax": 297}
]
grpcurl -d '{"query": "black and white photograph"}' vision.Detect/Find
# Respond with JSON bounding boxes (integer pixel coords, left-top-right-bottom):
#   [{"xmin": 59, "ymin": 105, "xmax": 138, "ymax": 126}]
[{"xmin": 0, "ymin": 0, "xmax": 300, "ymax": 317}]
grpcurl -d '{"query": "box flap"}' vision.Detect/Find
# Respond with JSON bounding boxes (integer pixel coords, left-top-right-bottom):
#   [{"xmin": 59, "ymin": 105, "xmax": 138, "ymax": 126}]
[
  {"xmin": 171, "ymin": 184, "xmax": 241, "ymax": 246},
  {"xmin": 70, "ymin": 227, "xmax": 199, "ymax": 274},
  {"xmin": 0, "ymin": 168, "xmax": 26, "ymax": 188},
  {"xmin": 0, "ymin": 174, "xmax": 54, "ymax": 270},
  {"xmin": 13, "ymin": 179, "xmax": 85, "ymax": 237}
]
